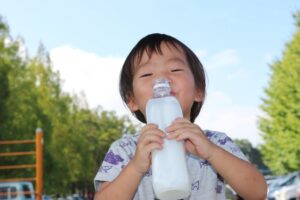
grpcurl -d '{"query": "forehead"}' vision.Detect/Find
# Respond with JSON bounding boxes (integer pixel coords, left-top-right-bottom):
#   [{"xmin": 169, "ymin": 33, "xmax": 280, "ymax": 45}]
[{"xmin": 133, "ymin": 42, "xmax": 186, "ymax": 70}]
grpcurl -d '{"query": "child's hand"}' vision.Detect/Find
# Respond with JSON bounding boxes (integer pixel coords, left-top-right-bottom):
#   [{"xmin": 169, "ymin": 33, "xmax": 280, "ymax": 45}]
[
  {"xmin": 166, "ymin": 118, "xmax": 215, "ymax": 160},
  {"xmin": 131, "ymin": 124, "xmax": 165, "ymax": 175}
]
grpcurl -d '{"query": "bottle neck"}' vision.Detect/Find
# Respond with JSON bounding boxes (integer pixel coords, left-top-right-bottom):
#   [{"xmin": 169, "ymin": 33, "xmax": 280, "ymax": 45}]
[
  {"xmin": 152, "ymin": 78, "xmax": 171, "ymax": 98},
  {"xmin": 153, "ymin": 86, "xmax": 171, "ymax": 98}
]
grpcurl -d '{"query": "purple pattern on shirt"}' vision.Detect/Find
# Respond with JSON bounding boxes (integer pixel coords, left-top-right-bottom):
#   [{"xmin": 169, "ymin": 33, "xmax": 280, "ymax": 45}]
[
  {"xmin": 104, "ymin": 150, "xmax": 124, "ymax": 165},
  {"xmin": 99, "ymin": 165, "xmax": 112, "ymax": 173},
  {"xmin": 230, "ymin": 146, "xmax": 241, "ymax": 154},
  {"xmin": 192, "ymin": 180, "xmax": 200, "ymax": 190},
  {"xmin": 205, "ymin": 131, "xmax": 215, "ymax": 139},
  {"xmin": 218, "ymin": 136, "xmax": 232, "ymax": 145},
  {"xmin": 128, "ymin": 153, "xmax": 133, "ymax": 160},
  {"xmin": 215, "ymin": 183, "xmax": 222, "ymax": 194},
  {"xmin": 145, "ymin": 169, "xmax": 152, "ymax": 177},
  {"xmin": 119, "ymin": 140, "xmax": 132, "ymax": 148},
  {"xmin": 199, "ymin": 159, "xmax": 210, "ymax": 168}
]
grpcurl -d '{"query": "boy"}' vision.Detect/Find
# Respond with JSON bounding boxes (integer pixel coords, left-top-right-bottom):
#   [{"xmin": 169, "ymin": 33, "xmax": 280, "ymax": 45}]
[{"xmin": 94, "ymin": 33, "xmax": 267, "ymax": 200}]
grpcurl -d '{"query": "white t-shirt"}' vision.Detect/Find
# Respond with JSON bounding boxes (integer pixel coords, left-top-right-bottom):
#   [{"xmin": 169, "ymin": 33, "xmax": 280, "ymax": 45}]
[{"xmin": 94, "ymin": 130, "xmax": 248, "ymax": 200}]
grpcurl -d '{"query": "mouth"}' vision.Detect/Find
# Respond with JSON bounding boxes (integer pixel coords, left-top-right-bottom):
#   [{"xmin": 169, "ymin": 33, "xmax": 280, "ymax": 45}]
[{"xmin": 171, "ymin": 91, "xmax": 176, "ymax": 96}]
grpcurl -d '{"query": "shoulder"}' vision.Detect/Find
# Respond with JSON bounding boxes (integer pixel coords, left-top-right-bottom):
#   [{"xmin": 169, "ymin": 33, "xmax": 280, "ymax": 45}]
[
  {"xmin": 111, "ymin": 133, "xmax": 139, "ymax": 148},
  {"xmin": 109, "ymin": 133, "xmax": 138, "ymax": 149},
  {"xmin": 107, "ymin": 133, "xmax": 139, "ymax": 158},
  {"xmin": 97, "ymin": 134, "xmax": 139, "ymax": 173},
  {"xmin": 204, "ymin": 130, "xmax": 247, "ymax": 160},
  {"xmin": 204, "ymin": 130, "xmax": 232, "ymax": 144}
]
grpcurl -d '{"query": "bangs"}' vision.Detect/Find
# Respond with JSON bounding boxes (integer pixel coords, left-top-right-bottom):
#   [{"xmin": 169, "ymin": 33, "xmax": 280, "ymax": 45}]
[{"xmin": 130, "ymin": 40, "xmax": 181, "ymax": 71}]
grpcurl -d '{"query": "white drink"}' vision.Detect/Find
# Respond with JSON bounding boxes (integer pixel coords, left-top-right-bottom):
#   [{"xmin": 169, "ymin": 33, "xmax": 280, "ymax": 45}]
[{"xmin": 146, "ymin": 79, "xmax": 191, "ymax": 200}]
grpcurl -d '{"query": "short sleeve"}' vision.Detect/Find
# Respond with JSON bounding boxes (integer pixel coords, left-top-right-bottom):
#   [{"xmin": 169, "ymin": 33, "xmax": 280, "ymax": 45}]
[
  {"xmin": 205, "ymin": 130, "xmax": 248, "ymax": 162},
  {"xmin": 94, "ymin": 136, "xmax": 135, "ymax": 191}
]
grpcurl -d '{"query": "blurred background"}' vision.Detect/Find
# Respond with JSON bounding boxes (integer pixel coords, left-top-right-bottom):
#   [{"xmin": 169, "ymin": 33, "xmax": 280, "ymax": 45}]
[{"xmin": 0, "ymin": 1, "xmax": 300, "ymax": 199}]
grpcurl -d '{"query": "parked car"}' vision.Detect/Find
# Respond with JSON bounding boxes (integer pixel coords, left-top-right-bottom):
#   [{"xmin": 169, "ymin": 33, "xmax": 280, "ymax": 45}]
[
  {"xmin": 276, "ymin": 183, "xmax": 300, "ymax": 200},
  {"xmin": 274, "ymin": 172, "xmax": 300, "ymax": 200},
  {"xmin": 267, "ymin": 171, "xmax": 300, "ymax": 200},
  {"xmin": 267, "ymin": 175, "xmax": 287, "ymax": 199},
  {"xmin": 0, "ymin": 181, "xmax": 35, "ymax": 200}
]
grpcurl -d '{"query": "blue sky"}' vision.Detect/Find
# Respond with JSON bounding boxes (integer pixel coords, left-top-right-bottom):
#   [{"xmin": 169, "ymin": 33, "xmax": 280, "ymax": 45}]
[{"xmin": 1, "ymin": 0, "xmax": 300, "ymax": 145}]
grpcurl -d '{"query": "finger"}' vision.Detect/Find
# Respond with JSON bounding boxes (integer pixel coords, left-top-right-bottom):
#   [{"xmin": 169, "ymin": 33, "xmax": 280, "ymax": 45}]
[
  {"xmin": 138, "ymin": 129, "xmax": 165, "ymax": 148},
  {"xmin": 139, "ymin": 126, "xmax": 165, "ymax": 141},
  {"xmin": 141, "ymin": 123, "xmax": 158, "ymax": 132},
  {"xmin": 140, "ymin": 129, "xmax": 165, "ymax": 141},
  {"xmin": 143, "ymin": 142, "xmax": 163, "ymax": 155},
  {"xmin": 176, "ymin": 131, "xmax": 199, "ymax": 141},
  {"xmin": 140, "ymin": 134, "xmax": 165, "ymax": 146},
  {"xmin": 168, "ymin": 126, "xmax": 199, "ymax": 140},
  {"xmin": 165, "ymin": 120, "xmax": 193, "ymax": 132},
  {"xmin": 166, "ymin": 124, "xmax": 195, "ymax": 139},
  {"xmin": 173, "ymin": 117, "xmax": 190, "ymax": 123}
]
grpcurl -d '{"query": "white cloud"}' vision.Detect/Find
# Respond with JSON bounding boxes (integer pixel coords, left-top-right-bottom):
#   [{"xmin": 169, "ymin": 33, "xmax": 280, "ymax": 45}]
[
  {"xmin": 50, "ymin": 45, "xmax": 130, "ymax": 116},
  {"xmin": 50, "ymin": 46, "xmax": 262, "ymax": 146},
  {"xmin": 197, "ymin": 91, "xmax": 262, "ymax": 146},
  {"xmin": 199, "ymin": 49, "xmax": 240, "ymax": 70},
  {"xmin": 196, "ymin": 48, "xmax": 250, "ymax": 82},
  {"xmin": 225, "ymin": 68, "xmax": 252, "ymax": 81}
]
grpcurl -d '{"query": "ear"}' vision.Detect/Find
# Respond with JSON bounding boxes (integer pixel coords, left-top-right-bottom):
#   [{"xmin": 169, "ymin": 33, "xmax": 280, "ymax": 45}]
[
  {"xmin": 126, "ymin": 93, "xmax": 139, "ymax": 112},
  {"xmin": 194, "ymin": 89, "xmax": 203, "ymax": 103}
]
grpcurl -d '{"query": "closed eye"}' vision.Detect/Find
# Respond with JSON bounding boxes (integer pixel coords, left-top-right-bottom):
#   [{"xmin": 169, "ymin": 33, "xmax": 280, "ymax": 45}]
[
  {"xmin": 139, "ymin": 73, "xmax": 152, "ymax": 78},
  {"xmin": 171, "ymin": 69, "xmax": 184, "ymax": 72}
]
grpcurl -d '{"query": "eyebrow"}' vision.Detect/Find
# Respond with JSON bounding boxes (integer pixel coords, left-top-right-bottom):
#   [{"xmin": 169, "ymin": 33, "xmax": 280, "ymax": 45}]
[{"xmin": 137, "ymin": 57, "xmax": 187, "ymax": 70}]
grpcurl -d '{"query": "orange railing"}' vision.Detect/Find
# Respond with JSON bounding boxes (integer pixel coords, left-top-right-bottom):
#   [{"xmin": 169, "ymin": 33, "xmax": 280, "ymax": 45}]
[{"xmin": 0, "ymin": 128, "xmax": 43, "ymax": 200}]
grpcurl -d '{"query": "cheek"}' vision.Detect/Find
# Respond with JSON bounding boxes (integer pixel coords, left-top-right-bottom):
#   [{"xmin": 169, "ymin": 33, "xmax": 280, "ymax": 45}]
[
  {"xmin": 133, "ymin": 80, "xmax": 150, "ymax": 96},
  {"xmin": 132, "ymin": 81, "xmax": 152, "ymax": 106},
  {"xmin": 178, "ymin": 76, "xmax": 195, "ymax": 92},
  {"xmin": 178, "ymin": 79, "xmax": 198, "ymax": 104}
]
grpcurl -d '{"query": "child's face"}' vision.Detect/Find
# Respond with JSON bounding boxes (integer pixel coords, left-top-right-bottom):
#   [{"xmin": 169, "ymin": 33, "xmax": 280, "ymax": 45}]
[{"xmin": 127, "ymin": 42, "xmax": 203, "ymax": 121}]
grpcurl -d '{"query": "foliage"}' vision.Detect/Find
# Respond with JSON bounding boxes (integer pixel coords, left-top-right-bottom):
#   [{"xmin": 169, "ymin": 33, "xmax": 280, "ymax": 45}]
[
  {"xmin": 234, "ymin": 139, "xmax": 269, "ymax": 173},
  {"xmin": 259, "ymin": 12, "xmax": 300, "ymax": 175},
  {"xmin": 0, "ymin": 16, "xmax": 136, "ymax": 194}
]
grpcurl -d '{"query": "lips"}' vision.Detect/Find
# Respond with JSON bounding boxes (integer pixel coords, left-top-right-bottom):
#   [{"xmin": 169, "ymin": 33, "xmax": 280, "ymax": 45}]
[{"xmin": 171, "ymin": 91, "xmax": 176, "ymax": 96}]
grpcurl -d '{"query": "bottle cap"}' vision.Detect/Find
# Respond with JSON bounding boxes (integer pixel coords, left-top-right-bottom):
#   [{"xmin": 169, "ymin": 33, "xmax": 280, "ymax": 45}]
[{"xmin": 153, "ymin": 78, "xmax": 170, "ymax": 90}]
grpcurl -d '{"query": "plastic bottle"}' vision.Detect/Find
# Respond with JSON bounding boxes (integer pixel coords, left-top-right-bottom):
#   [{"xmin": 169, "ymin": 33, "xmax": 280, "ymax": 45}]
[{"xmin": 146, "ymin": 78, "xmax": 191, "ymax": 200}]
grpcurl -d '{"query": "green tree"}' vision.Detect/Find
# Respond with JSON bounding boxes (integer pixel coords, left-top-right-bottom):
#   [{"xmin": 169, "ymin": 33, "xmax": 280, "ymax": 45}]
[
  {"xmin": 0, "ymin": 16, "xmax": 37, "ymax": 179},
  {"xmin": 0, "ymin": 15, "xmax": 137, "ymax": 194},
  {"xmin": 0, "ymin": 16, "xmax": 24, "ymax": 136},
  {"xmin": 259, "ymin": 12, "xmax": 300, "ymax": 175},
  {"xmin": 234, "ymin": 139, "xmax": 269, "ymax": 174},
  {"xmin": 0, "ymin": 16, "xmax": 10, "ymax": 130}
]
